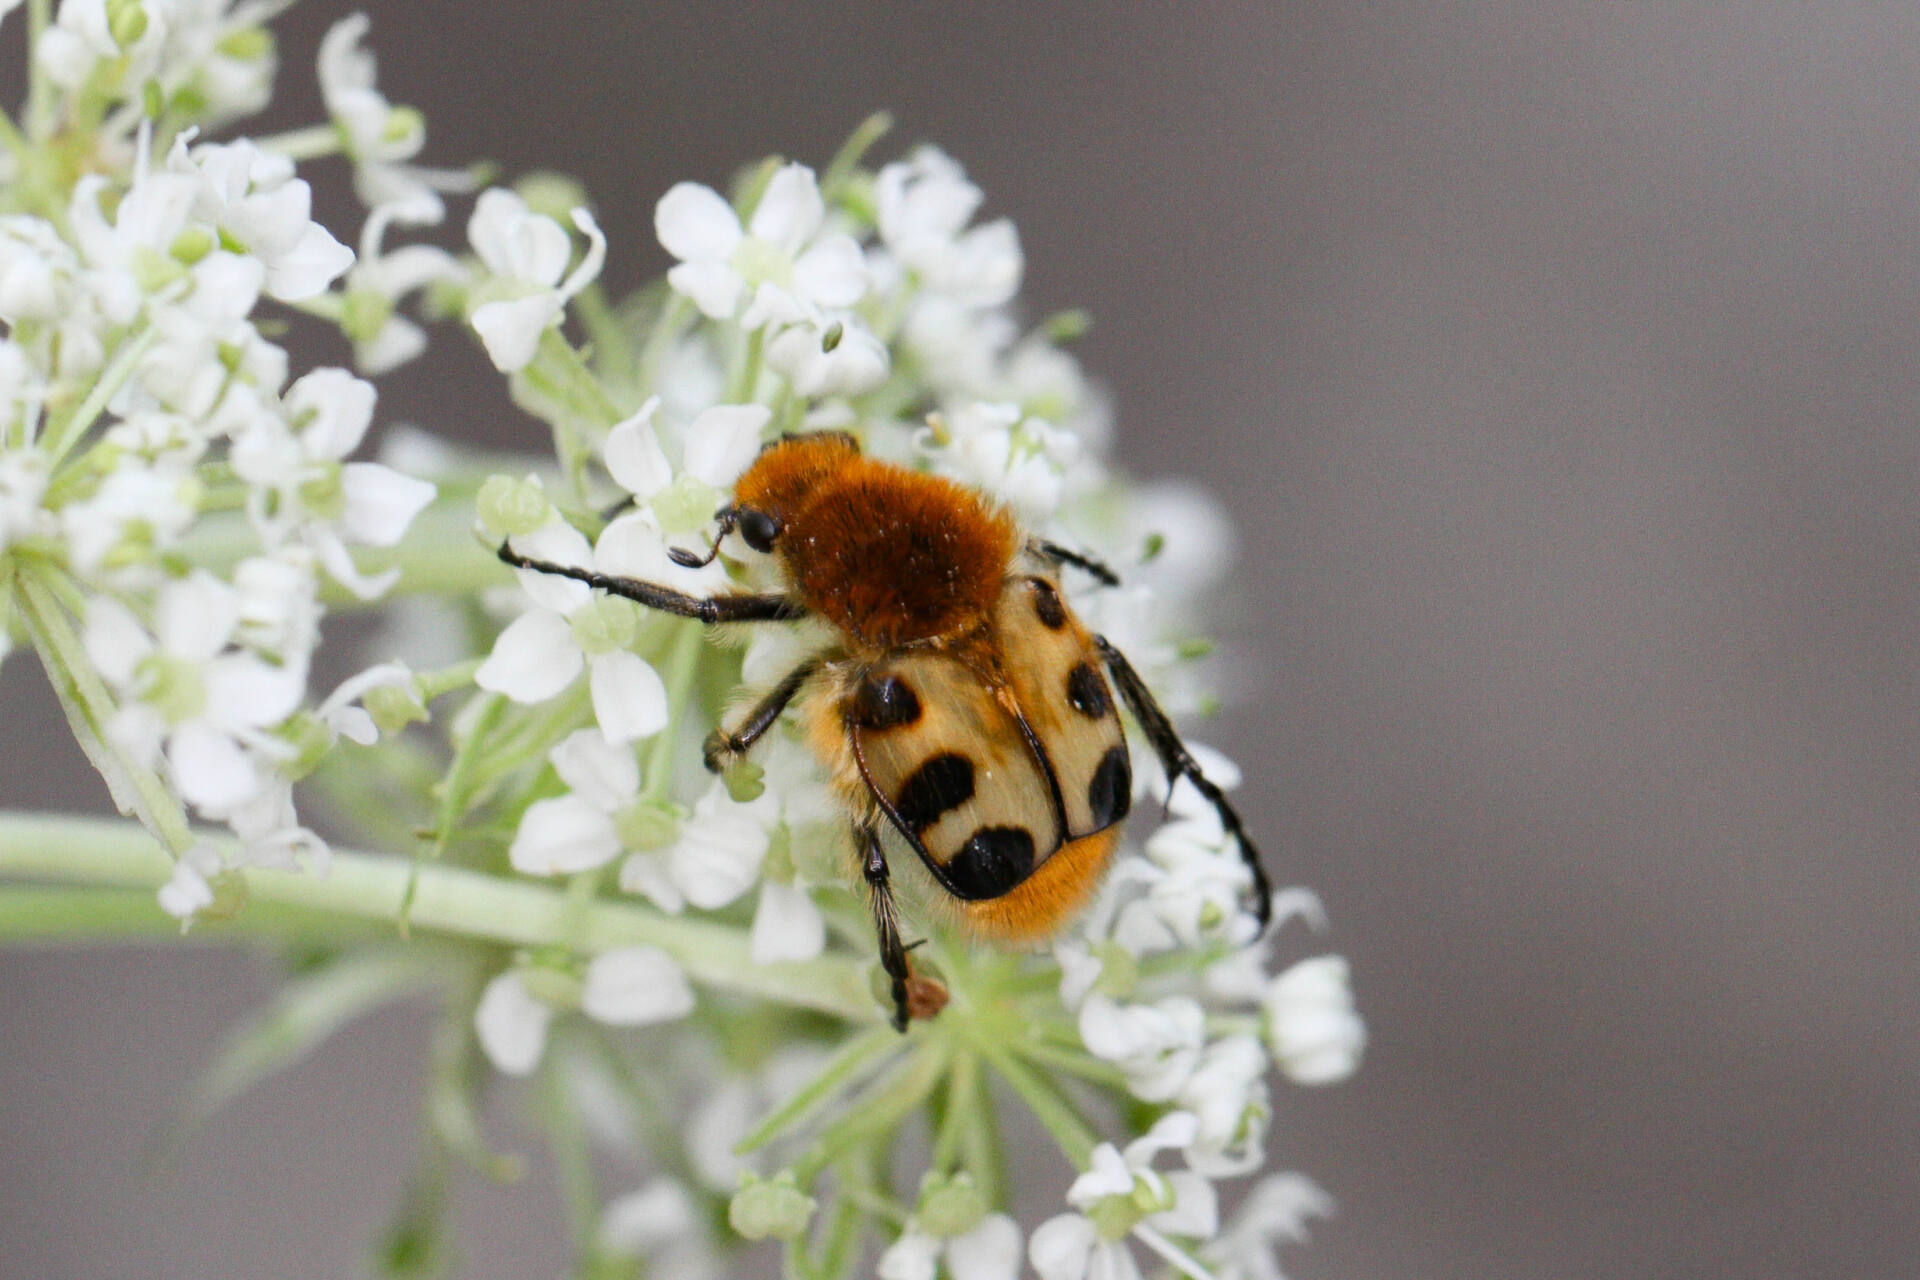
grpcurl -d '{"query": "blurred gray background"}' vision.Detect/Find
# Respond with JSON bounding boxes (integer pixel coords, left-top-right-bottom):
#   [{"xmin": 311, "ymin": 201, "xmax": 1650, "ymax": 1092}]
[{"xmin": 5, "ymin": 2, "xmax": 1919, "ymax": 1277}]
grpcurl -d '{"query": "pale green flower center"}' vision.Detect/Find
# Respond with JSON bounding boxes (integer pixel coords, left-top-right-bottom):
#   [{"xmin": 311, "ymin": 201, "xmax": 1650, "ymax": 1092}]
[
  {"xmin": 341, "ymin": 288, "xmax": 394, "ymax": 344},
  {"xmin": 136, "ymin": 653, "xmax": 207, "ymax": 725},
  {"xmin": 653, "ymin": 475, "xmax": 720, "ymax": 535},
  {"xmin": 729, "ymin": 235, "xmax": 794, "ymax": 291},
  {"xmin": 613, "ymin": 798, "xmax": 681, "ymax": 851},
  {"xmin": 476, "ymin": 474, "xmax": 551, "ymax": 537},
  {"xmin": 570, "ymin": 596, "xmax": 640, "ymax": 656},
  {"xmin": 298, "ymin": 462, "xmax": 347, "ymax": 521}
]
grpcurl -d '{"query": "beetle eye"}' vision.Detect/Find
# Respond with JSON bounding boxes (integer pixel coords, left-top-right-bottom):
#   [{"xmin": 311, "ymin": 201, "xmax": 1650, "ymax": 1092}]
[{"xmin": 737, "ymin": 507, "xmax": 782, "ymax": 553}]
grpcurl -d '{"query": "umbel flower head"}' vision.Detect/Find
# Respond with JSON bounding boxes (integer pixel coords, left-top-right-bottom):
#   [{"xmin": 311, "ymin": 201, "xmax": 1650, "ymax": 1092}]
[{"xmin": 0, "ymin": 8, "xmax": 1360, "ymax": 1278}]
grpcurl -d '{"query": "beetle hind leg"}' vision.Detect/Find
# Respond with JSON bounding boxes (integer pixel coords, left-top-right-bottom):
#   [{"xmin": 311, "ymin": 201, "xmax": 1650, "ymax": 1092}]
[
  {"xmin": 1093, "ymin": 634, "xmax": 1275, "ymax": 932},
  {"xmin": 857, "ymin": 820, "xmax": 913, "ymax": 1031}
]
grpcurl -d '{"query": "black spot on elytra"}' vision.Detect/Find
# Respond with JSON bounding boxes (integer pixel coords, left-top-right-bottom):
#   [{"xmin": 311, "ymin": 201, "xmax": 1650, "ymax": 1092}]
[
  {"xmin": 1087, "ymin": 745, "xmax": 1132, "ymax": 829},
  {"xmin": 1030, "ymin": 577, "xmax": 1067, "ymax": 630},
  {"xmin": 943, "ymin": 825, "xmax": 1036, "ymax": 899},
  {"xmin": 849, "ymin": 673, "xmax": 922, "ymax": 729},
  {"xmin": 1066, "ymin": 662, "xmax": 1110, "ymax": 718},
  {"xmin": 894, "ymin": 753, "xmax": 974, "ymax": 834}
]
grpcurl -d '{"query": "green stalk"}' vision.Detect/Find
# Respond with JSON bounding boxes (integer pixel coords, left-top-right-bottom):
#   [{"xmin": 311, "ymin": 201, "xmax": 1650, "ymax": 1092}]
[
  {"xmin": 42, "ymin": 326, "xmax": 157, "ymax": 466},
  {"xmin": 0, "ymin": 812, "xmax": 875, "ymax": 1020},
  {"xmin": 980, "ymin": 1043, "xmax": 1099, "ymax": 1169},
  {"xmin": 14, "ymin": 570, "xmax": 195, "ymax": 855},
  {"xmin": 255, "ymin": 124, "xmax": 345, "ymax": 161}
]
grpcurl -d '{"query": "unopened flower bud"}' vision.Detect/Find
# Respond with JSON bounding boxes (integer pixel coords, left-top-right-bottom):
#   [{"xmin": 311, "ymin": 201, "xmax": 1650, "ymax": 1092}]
[
  {"xmin": 477, "ymin": 474, "xmax": 549, "ymax": 537},
  {"xmin": 107, "ymin": 0, "xmax": 148, "ymax": 47},
  {"xmin": 916, "ymin": 1172, "xmax": 986, "ymax": 1239},
  {"xmin": 364, "ymin": 682, "xmax": 429, "ymax": 735},
  {"xmin": 728, "ymin": 1171, "xmax": 815, "ymax": 1242}
]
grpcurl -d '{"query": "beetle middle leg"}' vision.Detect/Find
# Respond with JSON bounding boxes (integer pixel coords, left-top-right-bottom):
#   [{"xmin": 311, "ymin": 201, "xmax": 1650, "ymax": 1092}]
[{"xmin": 703, "ymin": 658, "xmax": 822, "ymax": 772}]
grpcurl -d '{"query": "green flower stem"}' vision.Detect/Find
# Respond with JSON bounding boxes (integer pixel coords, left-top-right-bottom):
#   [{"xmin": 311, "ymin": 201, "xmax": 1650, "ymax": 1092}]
[
  {"xmin": 734, "ymin": 1022, "xmax": 905, "ymax": 1156},
  {"xmin": 43, "ymin": 325, "xmax": 157, "ymax": 465},
  {"xmin": 928, "ymin": 1045, "xmax": 978, "ymax": 1174},
  {"xmin": 959, "ymin": 1051, "xmax": 1007, "ymax": 1210},
  {"xmin": 256, "ymin": 124, "xmax": 344, "ymax": 161},
  {"xmin": 15, "ymin": 570, "xmax": 195, "ymax": 856},
  {"xmin": 645, "ymin": 620, "xmax": 704, "ymax": 798},
  {"xmin": 795, "ymin": 1039, "xmax": 951, "ymax": 1183},
  {"xmin": 25, "ymin": 0, "xmax": 53, "ymax": 139},
  {"xmin": 0, "ymin": 884, "xmax": 381, "ymax": 942},
  {"xmin": 729, "ymin": 327, "xmax": 764, "ymax": 405},
  {"xmin": 979, "ymin": 1042, "xmax": 1099, "ymax": 1169},
  {"xmin": 1009, "ymin": 1038, "xmax": 1129, "ymax": 1090},
  {"xmin": 634, "ymin": 293, "xmax": 693, "ymax": 394},
  {"xmin": 0, "ymin": 812, "xmax": 876, "ymax": 1020},
  {"xmin": 398, "ymin": 692, "xmax": 508, "ymax": 934},
  {"xmin": 820, "ymin": 111, "xmax": 893, "ymax": 204}
]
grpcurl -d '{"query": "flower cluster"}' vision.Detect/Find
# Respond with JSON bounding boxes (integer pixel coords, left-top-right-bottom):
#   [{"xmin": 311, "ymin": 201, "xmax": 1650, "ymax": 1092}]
[
  {"xmin": 0, "ymin": 3, "xmax": 455, "ymax": 909},
  {"xmin": 1, "ymin": 7, "xmax": 1361, "ymax": 1278}
]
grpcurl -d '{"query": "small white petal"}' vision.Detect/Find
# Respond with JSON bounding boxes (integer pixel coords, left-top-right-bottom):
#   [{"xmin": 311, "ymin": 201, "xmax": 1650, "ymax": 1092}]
[
  {"xmin": 666, "ymin": 258, "xmax": 743, "ymax": 319},
  {"xmin": 510, "ymin": 794, "xmax": 623, "ymax": 876},
  {"xmin": 83, "ymin": 598, "xmax": 153, "ymax": 685},
  {"xmin": 655, "ymin": 182, "xmax": 742, "ymax": 262},
  {"xmin": 264, "ymin": 222, "xmax": 355, "ymax": 300},
  {"xmin": 683, "ymin": 403, "xmax": 771, "ymax": 488},
  {"xmin": 158, "ymin": 572, "xmax": 239, "ymax": 661},
  {"xmin": 1028, "ymin": 1214, "xmax": 1096, "ymax": 1280},
  {"xmin": 604, "ymin": 397, "xmax": 671, "ymax": 498},
  {"xmin": 581, "ymin": 946, "xmax": 694, "ymax": 1025},
  {"xmin": 168, "ymin": 724, "xmax": 262, "ymax": 812},
  {"xmin": 792, "ymin": 234, "xmax": 868, "ymax": 310},
  {"xmin": 339, "ymin": 463, "xmax": 435, "ymax": 546},
  {"xmin": 877, "ymin": 1229, "xmax": 940, "ymax": 1280},
  {"xmin": 1263, "ymin": 955, "xmax": 1366, "ymax": 1085},
  {"xmin": 509, "ymin": 521, "xmax": 594, "ymax": 612},
  {"xmin": 588, "ymin": 650, "xmax": 669, "ymax": 745},
  {"xmin": 618, "ymin": 852, "xmax": 685, "ymax": 914},
  {"xmin": 549, "ymin": 727, "xmax": 639, "ymax": 812},
  {"xmin": 474, "ymin": 972, "xmax": 551, "ymax": 1076},
  {"xmin": 473, "ymin": 293, "xmax": 561, "ymax": 372},
  {"xmin": 746, "ymin": 163, "xmax": 823, "ymax": 250},
  {"xmin": 947, "ymin": 1214, "xmax": 1023, "ymax": 1280},
  {"xmin": 1148, "ymin": 1171, "xmax": 1218, "ymax": 1240},
  {"xmin": 475, "ymin": 609, "xmax": 584, "ymax": 702},
  {"xmin": 286, "ymin": 368, "xmax": 378, "ymax": 461},
  {"xmin": 750, "ymin": 880, "xmax": 825, "ymax": 963}
]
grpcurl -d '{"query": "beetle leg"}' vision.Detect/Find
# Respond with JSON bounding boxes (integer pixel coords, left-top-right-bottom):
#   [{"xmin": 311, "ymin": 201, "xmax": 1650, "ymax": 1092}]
[
  {"xmin": 1094, "ymin": 634, "xmax": 1274, "ymax": 931},
  {"xmin": 1028, "ymin": 538, "xmax": 1120, "ymax": 587},
  {"xmin": 497, "ymin": 541, "xmax": 806, "ymax": 623},
  {"xmin": 703, "ymin": 658, "xmax": 822, "ymax": 772},
  {"xmin": 857, "ymin": 820, "xmax": 913, "ymax": 1032}
]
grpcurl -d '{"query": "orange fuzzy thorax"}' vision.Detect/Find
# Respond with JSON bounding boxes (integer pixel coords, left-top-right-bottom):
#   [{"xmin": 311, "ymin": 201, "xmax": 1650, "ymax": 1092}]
[{"xmin": 735, "ymin": 436, "xmax": 1020, "ymax": 651}]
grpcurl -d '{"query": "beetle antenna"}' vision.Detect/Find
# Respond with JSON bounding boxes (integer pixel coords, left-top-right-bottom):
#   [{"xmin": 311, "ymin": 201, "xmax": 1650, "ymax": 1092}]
[{"xmin": 667, "ymin": 506, "xmax": 737, "ymax": 569}]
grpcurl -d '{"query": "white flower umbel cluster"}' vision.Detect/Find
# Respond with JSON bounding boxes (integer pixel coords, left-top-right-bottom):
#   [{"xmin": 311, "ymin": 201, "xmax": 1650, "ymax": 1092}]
[
  {"xmin": 1, "ymin": 12, "xmax": 1361, "ymax": 1274},
  {"xmin": 428, "ymin": 123, "xmax": 1364, "ymax": 1279},
  {"xmin": 0, "ymin": 4, "xmax": 452, "ymax": 913}
]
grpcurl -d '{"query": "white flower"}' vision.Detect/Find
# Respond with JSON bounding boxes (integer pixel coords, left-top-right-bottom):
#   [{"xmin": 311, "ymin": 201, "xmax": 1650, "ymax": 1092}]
[
  {"xmin": 474, "ymin": 970, "xmax": 552, "ymax": 1076},
  {"xmin": 38, "ymin": 0, "xmax": 165, "ymax": 94},
  {"xmin": 875, "ymin": 147, "xmax": 1022, "ymax": 309},
  {"xmin": 315, "ymin": 661, "xmax": 415, "ymax": 747},
  {"xmin": 654, "ymin": 163, "xmax": 867, "ymax": 324},
  {"xmin": 319, "ymin": 13, "xmax": 473, "ymax": 212},
  {"xmin": 1077, "ymin": 993, "xmax": 1206, "ymax": 1102},
  {"xmin": 1176, "ymin": 1035, "xmax": 1272, "ymax": 1178},
  {"xmin": 477, "ymin": 516, "xmax": 671, "ymax": 744},
  {"xmin": 620, "ymin": 778, "xmax": 768, "ymax": 913},
  {"xmin": 467, "ymin": 189, "xmax": 606, "ymax": 372},
  {"xmin": 83, "ymin": 573, "xmax": 305, "ymax": 815},
  {"xmin": 764, "ymin": 313, "xmax": 890, "ymax": 399},
  {"xmin": 1112, "ymin": 807, "xmax": 1259, "ymax": 954},
  {"xmin": 750, "ymin": 879, "xmax": 824, "ymax": 964},
  {"xmin": 879, "ymin": 1214, "xmax": 1023, "ymax": 1280},
  {"xmin": 924, "ymin": 400, "xmax": 1078, "ymax": 521},
  {"xmin": 59, "ymin": 458, "xmax": 200, "ymax": 576},
  {"xmin": 342, "ymin": 196, "xmax": 463, "ymax": 374},
  {"xmin": 1031, "ymin": 1115, "xmax": 1218, "ymax": 1280},
  {"xmin": 157, "ymin": 842, "xmax": 225, "ymax": 923},
  {"xmin": 0, "ymin": 447, "xmax": 52, "ymax": 552},
  {"xmin": 230, "ymin": 368, "xmax": 436, "ymax": 599},
  {"xmin": 1262, "ymin": 955, "xmax": 1365, "ymax": 1086},
  {"xmin": 580, "ymin": 946, "xmax": 695, "ymax": 1025},
  {"xmin": 176, "ymin": 137, "xmax": 354, "ymax": 302},
  {"xmin": 599, "ymin": 1179, "xmax": 723, "ymax": 1280},
  {"xmin": 1204, "ymin": 1175, "xmax": 1335, "ymax": 1280},
  {"xmin": 509, "ymin": 728, "xmax": 639, "ymax": 877}
]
